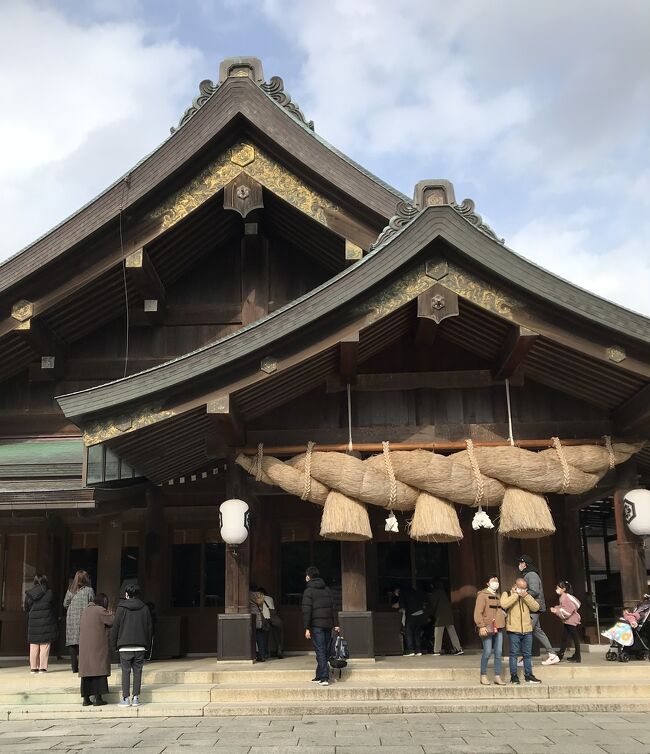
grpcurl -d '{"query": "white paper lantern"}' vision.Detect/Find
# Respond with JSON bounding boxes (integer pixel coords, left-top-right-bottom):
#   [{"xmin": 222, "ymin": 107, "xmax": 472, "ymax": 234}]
[
  {"xmin": 219, "ymin": 499, "xmax": 250, "ymax": 544},
  {"xmin": 623, "ymin": 489, "xmax": 650, "ymax": 537}
]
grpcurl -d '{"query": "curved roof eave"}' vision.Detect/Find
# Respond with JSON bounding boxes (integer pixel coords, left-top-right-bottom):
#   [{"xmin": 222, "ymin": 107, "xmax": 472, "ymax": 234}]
[
  {"xmin": 0, "ymin": 76, "xmax": 404, "ymax": 296},
  {"xmin": 56, "ymin": 204, "xmax": 650, "ymax": 422}
]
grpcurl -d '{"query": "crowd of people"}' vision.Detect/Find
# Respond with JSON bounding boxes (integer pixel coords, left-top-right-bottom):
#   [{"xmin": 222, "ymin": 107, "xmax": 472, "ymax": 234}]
[
  {"xmin": 24, "ymin": 556, "xmax": 588, "ymax": 694},
  {"xmin": 474, "ymin": 554, "xmax": 582, "ymax": 686},
  {"xmin": 24, "ymin": 570, "xmax": 153, "ymax": 706}
]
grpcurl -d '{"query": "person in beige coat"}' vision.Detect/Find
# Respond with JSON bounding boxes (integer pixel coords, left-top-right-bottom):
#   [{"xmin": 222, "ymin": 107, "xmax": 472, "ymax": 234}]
[
  {"xmin": 500, "ymin": 578, "xmax": 542, "ymax": 685},
  {"xmin": 474, "ymin": 574, "xmax": 506, "ymax": 686},
  {"xmin": 78, "ymin": 593, "xmax": 114, "ymax": 706}
]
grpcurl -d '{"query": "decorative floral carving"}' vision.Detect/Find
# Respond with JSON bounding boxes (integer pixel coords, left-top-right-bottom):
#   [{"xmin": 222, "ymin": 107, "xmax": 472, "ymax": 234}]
[
  {"xmin": 431, "ymin": 294, "xmax": 445, "ymax": 310},
  {"xmin": 451, "ymin": 199, "xmax": 505, "ymax": 244},
  {"xmin": 171, "ymin": 79, "xmax": 219, "ymax": 133},
  {"xmin": 261, "ymin": 76, "xmax": 314, "ymax": 130},
  {"xmin": 607, "ymin": 346, "xmax": 626, "ymax": 363},
  {"xmin": 369, "ymin": 201, "xmax": 421, "ymax": 251},
  {"xmin": 150, "ymin": 141, "xmax": 339, "ymax": 231}
]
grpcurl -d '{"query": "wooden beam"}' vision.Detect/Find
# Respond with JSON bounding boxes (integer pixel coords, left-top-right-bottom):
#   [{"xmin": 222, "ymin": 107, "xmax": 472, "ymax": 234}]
[
  {"xmin": 415, "ymin": 317, "xmax": 438, "ymax": 346},
  {"xmin": 326, "ymin": 369, "xmax": 517, "ymax": 393},
  {"xmin": 124, "ymin": 248, "xmax": 166, "ymax": 312},
  {"xmin": 240, "ymin": 226, "xmax": 269, "ymax": 327},
  {"xmin": 613, "ymin": 383, "xmax": 650, "ymax": 434},
  {"xmin": 237, "ymin": 436, "xmax": 629, "ymax": 455},
  {"xmin": 339, "ymin": 335, "xmax": 359, "ymax": 384},
  {"xmin": 206, "ymin": 395, "xmax": 245, "ymax": 447},
  {"xmin": 16, "ymin": 318, "xmax": 66, "ymax": 380},
  {"xmin": 565, "ymin": 471, "xmax": 616, "ymax": 511},
  {"xmin": 493, "ymin": 325, "xmax": 539, "ymax": 380}
]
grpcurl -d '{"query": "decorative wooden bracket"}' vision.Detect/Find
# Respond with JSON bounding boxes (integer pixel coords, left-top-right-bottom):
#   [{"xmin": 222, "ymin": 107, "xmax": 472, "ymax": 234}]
[
  {"xmin": 339, "ymin": 334, "xmax": 360, "ymax": 385},
  {"xmin": 206, "ymin": 395, "xmax": 245, "ymax": 448},
  {"xmin": 224, "ymin": 173, "xmax": 264, "ymax": 219},
  {"xmin": 493, "ymin": 325, "xmax": 538, "ymax": 380},
  {"xmin": 17, "ymin": 318, "xmax": 67, "ymax": 380},
  {"xmin": 125, "ymin": 249, "xmax": 166, "ymax": 324},
  {"xmin": 417, "ymin": 283, "xmax": 459, "ymax": 328}
]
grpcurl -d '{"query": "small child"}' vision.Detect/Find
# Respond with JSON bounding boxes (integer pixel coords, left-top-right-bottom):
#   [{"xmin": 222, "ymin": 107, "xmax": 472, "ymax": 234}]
[
  {"xmin": 549, "ymin": 580, "xmax": 581, "ymax": 663},
  {"xmin": 110, "ymin": 585, "xmax": 152, "ymax": 706}
]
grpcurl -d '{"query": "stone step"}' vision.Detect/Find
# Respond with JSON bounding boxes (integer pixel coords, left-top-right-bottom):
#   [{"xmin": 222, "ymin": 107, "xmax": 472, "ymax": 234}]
[
  {"xmin": 143, "ymin": 663, "xmax": 650, "ymax": 685},
  {"xmin": 3, "ymin": 696, "xmax": 650, "ymax": 720},
  {"xmin": 208, "ymin": 680, "xmax": 650, "ymax": 702},
  {"xmin": 0, "ymin": 683, "xmax": 213, "ymax": 705}
]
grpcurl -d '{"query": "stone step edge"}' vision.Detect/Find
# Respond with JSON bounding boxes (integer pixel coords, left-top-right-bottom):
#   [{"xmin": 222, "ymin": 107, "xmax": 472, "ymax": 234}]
[{"xmin": 2, "ymin": 697, "xmax": 650, "ymax": 720}]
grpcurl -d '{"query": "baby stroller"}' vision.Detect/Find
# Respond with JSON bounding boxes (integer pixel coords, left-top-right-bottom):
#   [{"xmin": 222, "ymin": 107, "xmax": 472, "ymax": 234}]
[{"xmin": 602, "ymin": 595, "xmax": 650, "ymax": 662}]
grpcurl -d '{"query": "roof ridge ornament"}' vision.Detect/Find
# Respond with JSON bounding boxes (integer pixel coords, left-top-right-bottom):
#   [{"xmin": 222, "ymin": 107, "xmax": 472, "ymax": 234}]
[
  {"xmin": 171, "ymin": 57, "xmax": 314, "ymax": 133},
  {"xmin": 171, "ymin": 79, "xmax": 219, "ymax": 134},
  {"xmin": 451, "ymin": 198, "xmax": 505, "ymax": 245},
  {"xmin": 368, "ymin": 201, "xmax": 420, "ymax": 250},
  {"xmin": 260, "ymin": 76, "xmax": 314, "ymax": 130}
]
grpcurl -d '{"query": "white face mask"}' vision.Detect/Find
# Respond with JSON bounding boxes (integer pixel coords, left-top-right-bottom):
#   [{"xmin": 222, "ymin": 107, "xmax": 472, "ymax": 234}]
[{"xmin": 488, "ymin": 581, "xmax": 499, "ymax": 591}]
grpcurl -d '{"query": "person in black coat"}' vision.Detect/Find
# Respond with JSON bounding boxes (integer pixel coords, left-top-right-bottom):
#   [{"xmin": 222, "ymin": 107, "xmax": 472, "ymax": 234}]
[
  {"xmin": 110, "ymin": 585, "xmax": 152, "ymax": 706},
  {"xmin": 302, "ymin": 566, "xmax": 339, "ymax": 686},
  {"xmin": 25, "ymin": 574, "xmax": 58, "ymax": 673}
]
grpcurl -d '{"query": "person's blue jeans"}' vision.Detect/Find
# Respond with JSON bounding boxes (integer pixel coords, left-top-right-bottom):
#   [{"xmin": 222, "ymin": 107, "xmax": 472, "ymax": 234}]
[
  {"xmin": 480, "ymin": 629, "xmax": 503, "ymax": 676},
  {"xmin": 508, "ymin": 631, "xmax": 532, "ymax": 677},
  {"xmin": 311, "ymin": 627, "xmax": 331, "ymax": 681}
]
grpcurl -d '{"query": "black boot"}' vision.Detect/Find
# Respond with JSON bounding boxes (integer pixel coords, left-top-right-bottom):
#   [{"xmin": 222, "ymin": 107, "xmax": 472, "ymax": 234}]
[
  {"xmin": 82, "ymin": 696, "xmax": 92, "ymax": 706},
  {"xmin": 92, "ymin": 695, "xmax": 107, "ymax": 706}
]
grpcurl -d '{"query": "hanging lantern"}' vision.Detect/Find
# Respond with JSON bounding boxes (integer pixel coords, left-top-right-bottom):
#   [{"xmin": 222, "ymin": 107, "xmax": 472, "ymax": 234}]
[
  {"xmin": 219, "ymin": 499, "xmax": 250, "ymax": 544},
  {"xmin": 623, "ymin": 489, "xmax": 650, "ymax": 537}
]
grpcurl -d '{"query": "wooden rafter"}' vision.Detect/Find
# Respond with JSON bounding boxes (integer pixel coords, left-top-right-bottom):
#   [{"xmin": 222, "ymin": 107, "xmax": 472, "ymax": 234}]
[
  {"xmin": 493, "ymin": 324, "xmax": 539, "ymax": 380},
  {"xmin": 613, "ymin": 382, "xmax": 650, "ymax": 434}
]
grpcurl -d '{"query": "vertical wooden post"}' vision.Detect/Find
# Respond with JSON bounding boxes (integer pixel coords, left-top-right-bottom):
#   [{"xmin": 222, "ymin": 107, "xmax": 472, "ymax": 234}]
[
  {"xmin": 219, "ymin": 458, "xmax": 255, "ymax": 660},
  {"xmin": 143, "ymin": 487, "xmax": 166, "ymax": 609},
  {"xmin": 97, "ymin": 514, "xmax": 123, "ymax": 599},
  {"xmin": 614, "ymin": 460, "xmax": 646, "ymax": 609},
  {"xmin": 450, "ymin": 507, "xmax": 480, "ymax": 646},
  {"xmin": 339, "ymin": 540, "xmax": 373, "ymax": 658},
  {"xmin": 341, "ymin": 541, "xmax": 367, "ymax": 611},
  {"xmin": 241, "ymin": 230, "xmax": 269, "ymax": 327}
]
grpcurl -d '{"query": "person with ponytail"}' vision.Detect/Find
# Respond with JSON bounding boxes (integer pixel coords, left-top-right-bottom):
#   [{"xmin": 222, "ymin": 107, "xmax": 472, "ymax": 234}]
[{"xmin": 550, "ymin": 580, "xmax": 582, "ymax": 663}]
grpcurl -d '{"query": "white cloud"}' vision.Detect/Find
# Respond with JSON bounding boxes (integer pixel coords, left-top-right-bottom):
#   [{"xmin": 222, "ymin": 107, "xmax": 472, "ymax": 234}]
[
  {"xmin": 256, "ymin": 0, "xmax": 650, "ymax": 315},
  {"xmin": 0, "ymin": 2, "xmax": 202, "ymax": 259},
  {"xmin": 510, "ymin": 214, "xmax": 650, "ymax": 318}
]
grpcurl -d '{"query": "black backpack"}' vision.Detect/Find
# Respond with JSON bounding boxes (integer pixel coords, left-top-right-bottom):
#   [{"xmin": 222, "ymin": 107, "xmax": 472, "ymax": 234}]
[{"xmin": 328, "ymin": 634, "xmax": 349, "ymax": 677}]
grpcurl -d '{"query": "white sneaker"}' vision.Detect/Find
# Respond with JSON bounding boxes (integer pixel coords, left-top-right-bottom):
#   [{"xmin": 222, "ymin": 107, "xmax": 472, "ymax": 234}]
[
  {"xmin": 541, "ymin": 654, "xmax": 560, "ymax": 666},
  {"xmin": 404, "ymin": 652, "xmax": 415, "ymax": 657},
  {"xmin": 319, "ymin": 680, "xmax": 329, "ymax": 686},
  {"xmin": 415, "ymin": 652, "xmax": 423, "ymax": 656}
]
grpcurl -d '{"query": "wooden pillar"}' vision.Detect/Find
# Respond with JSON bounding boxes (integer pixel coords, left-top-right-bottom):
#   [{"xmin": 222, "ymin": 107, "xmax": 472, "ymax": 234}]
[
  {"xmin": 450, "ymin": 507, "xmax": 480, "ymax": 646},
  {"xmin": 97, "ymin": 514, "xmax": 122, "ymax": 600},
  {"xmin": 341, "ymin": 541, "xmax": 367, "ymax": 611},
  {"xmin": 143, "ymin": 487, "xmax": 166, "ymax": 609},
  {"xmin": 614, "ymin": 460, "xmax": 646, "ymax": 608},
  {"xmin": 218, "ymin": 457, "xmax": 255, "ymax": 660}
]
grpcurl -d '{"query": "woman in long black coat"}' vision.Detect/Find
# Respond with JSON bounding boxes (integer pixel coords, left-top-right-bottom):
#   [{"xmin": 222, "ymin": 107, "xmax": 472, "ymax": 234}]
[{"xmin": 25, "ymin": 574, "xmax": 58, "ymax": 673}]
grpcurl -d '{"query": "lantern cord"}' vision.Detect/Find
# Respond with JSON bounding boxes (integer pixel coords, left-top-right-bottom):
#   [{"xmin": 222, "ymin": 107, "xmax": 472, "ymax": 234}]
[
  {"xmin": 347, "ymin": 383, "xmax": 353, "ymax": 453},
  {"xmin": 505, "ymin": 378, "xmax": 515, "ymax": 446}
]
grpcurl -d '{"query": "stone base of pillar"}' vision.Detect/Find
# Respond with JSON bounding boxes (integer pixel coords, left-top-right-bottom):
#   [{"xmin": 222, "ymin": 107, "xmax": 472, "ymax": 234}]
[
  {"xmin": 339, "ymin": 611, "xmax": 374, "ymax": 658},
  {"xmin": 217, "ymin": 613, "xmax": 256, "ymax": 661}
]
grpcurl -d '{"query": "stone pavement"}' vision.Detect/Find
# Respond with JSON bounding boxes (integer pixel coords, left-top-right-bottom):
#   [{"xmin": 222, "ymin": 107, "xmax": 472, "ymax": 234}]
[{"xmin": 0, "ymin": 711, "xmax": 649, "ymax": 754}]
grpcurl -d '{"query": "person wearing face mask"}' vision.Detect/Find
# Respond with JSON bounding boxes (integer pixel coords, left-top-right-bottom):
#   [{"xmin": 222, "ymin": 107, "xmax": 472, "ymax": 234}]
[
  {"xmin": 474, "ymin": 575, "xmax": 506, "ymax": 686},
  {"xmin": 500, "ymin": 577, "xmax": 542, "ymax": 684},
  {"xmin": 550, "ymin": 581, "xmax": 582, "ymax": 663},
  {"xmin": 517, "ymin": 555, "xmax": 560, "ymax": 666}
]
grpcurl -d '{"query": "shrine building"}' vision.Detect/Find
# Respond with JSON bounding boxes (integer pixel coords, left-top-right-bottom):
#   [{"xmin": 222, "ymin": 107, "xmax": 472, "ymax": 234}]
[{"xmin": 0, "ymin": 57, "xmax": 648, "ymax": 659}]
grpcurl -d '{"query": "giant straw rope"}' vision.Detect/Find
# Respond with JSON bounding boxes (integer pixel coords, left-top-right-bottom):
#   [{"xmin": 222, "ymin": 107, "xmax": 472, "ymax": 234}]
[{"xmin": 237, "ymin": 439, "xmax": 643, "ymax": 541}]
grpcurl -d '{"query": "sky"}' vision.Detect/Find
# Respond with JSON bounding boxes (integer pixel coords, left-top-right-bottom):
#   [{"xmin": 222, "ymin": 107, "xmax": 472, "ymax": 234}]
[{"xmin": 0, "ymin": 0, "xmax": 649, "ymax": 315}]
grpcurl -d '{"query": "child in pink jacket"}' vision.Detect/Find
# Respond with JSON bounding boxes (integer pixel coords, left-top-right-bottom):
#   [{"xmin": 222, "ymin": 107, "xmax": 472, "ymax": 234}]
[{"xmin": 550, "ymin": 580, "xmax": 581, "ymax": 663}]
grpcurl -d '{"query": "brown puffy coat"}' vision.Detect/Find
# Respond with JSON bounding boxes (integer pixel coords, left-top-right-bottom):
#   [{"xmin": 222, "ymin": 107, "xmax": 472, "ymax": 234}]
[{"xmin": 79, "ymin": 604, "xmax": 114, "ymax": 678}]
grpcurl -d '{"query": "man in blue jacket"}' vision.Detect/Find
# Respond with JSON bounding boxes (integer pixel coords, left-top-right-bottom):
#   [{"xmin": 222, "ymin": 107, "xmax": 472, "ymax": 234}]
[
  {"xmin": 518, "ymin": 555, "xmax": 560, "ymax": 666},
  {"xmin": 302, "ymin": 566, "xmax": 339, "ymax": 686}
]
